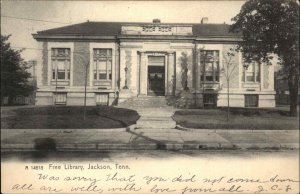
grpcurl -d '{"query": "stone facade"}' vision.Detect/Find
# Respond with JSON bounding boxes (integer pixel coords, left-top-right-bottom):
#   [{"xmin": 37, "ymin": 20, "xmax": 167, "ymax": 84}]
[
  {"xmin": 42, "ymin": 42, "xmax": 48, "ymax": 86},
  {"xmin": 73, "ymin": 42, "xmax": 90, "ymax": 86},
  {"xmin": 33, "ymin": 20, "xmax": 275, "ymax": 107}
]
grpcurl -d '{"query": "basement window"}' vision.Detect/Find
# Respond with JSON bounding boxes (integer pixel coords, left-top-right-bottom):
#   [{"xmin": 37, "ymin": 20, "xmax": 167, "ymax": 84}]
[
  {"xmin": 244, "ymin": 94, "xmax": 258, "ymax": 107},
  {"xmin": 95, "ymin": 93, "xmax": 109, "ymax": 105},
  {"xmin": 53, "ymin": 92, "xmax": 67, "ymax": 105}
]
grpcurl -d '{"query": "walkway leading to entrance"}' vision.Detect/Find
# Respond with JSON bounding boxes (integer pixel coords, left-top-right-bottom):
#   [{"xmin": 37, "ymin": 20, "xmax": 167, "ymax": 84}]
[{"xmin": 117, "ymin": 96, "xmax": 177, "ymax": 129}]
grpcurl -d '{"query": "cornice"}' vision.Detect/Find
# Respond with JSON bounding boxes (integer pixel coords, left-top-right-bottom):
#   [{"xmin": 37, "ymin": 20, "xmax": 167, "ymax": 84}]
[
  {"xmin": 32, "ymin": 34, "xmax": 242, "ymax": 43},
  {"xmin": 32, "ymin": 34, "xmax": 117, "ymax": 41}
]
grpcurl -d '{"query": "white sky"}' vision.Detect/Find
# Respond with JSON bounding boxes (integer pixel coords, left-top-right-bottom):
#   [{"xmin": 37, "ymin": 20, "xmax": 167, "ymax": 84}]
[{"xmin": 1, "ymin": 0, "xmax": 245, "ymax": 61}]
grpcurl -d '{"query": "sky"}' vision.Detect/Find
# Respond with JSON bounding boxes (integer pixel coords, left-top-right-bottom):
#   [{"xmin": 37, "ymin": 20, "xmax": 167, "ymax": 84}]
[{"xmin": 1, "ymin": 0, "xmax": 245, "ymax": 61}]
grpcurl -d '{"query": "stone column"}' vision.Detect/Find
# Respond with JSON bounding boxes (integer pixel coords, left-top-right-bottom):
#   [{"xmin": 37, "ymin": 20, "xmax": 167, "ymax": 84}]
[
  {"xmin": 139, "ymin": 52, "xmax": 147, "ymax": 95},
  {"xmin": 119, "ymin": 49, "xmax": 126, "ymax": 89},
  {"xmin": 175, "ymin": 51, "xmax": 182, "ymax": 93},
  {"xmin": 167, "ymin": 52, "xmax": 175, "ymax": 95},
  {"xmin": 124, "ymin": 50, "xmax": 132, "ymax": 89}
]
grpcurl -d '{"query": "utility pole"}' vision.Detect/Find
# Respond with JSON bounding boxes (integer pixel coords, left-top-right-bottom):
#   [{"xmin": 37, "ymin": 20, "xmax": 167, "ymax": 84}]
[
  {"xmin": 55, "ymin": 61, "xmax": 58, "ymax": 110},
  {"xmin": 202, "ymin": 51, "xmax": 206, "ymax": 109},
  {"xmin": 32, "ymin": 60, "xmax": 37, "ymax": 105},
  {"xmin": 83, "ymin": 62, "xmax": 89, "ymax": 121},
  {"xmin": 194, "ymin": 44, "xmax": 198, "ymax": 107},
  {"xmin": 226, "ymin": 64, "xmax": 230, "ymax": 122}
]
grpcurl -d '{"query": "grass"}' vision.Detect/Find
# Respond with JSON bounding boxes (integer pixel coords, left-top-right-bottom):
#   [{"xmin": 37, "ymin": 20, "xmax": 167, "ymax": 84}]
[
  {"xmin": 2, "ymin": 106, "xmax": 297, "ymax": 130},
  {"xmin": 173, "ymin": 107, "xmax": 299, "ymax": 130},
  {"xmin": 1, "ymin": 106, "xmax": 139, "ymax": 129}
]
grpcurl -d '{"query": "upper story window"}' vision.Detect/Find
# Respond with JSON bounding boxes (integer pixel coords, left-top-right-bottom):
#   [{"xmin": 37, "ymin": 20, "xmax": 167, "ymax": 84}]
[
  {"xmin": 51, "ymin": 48, "xmax": 70, "ymax": 80},
  {"xmin": 200, "ymin": 50, "xmax": 220, "ymax": 82},
  {"xmin": 242, "ymin": 62, "xmax": 260, "ymax": 83},
  {"xmin": 93, "ymin": 49, "xmax": 112, "ymax": 81}
]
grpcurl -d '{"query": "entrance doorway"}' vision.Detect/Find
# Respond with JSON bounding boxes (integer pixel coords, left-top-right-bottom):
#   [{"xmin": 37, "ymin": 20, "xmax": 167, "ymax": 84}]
[
  {"xmin": 147, "ymin": 56, "xmax": 165, "ymax": 96},
  {"xmin": 203, "ymin": 93, "xmax": 217, "ymax": 108}
]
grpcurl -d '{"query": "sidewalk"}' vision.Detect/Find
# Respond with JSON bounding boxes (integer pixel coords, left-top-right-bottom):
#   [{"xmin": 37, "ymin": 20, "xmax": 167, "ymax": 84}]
[{"xmin": 1, "ymin": 128, "xmax": 299, "ymax": 151}]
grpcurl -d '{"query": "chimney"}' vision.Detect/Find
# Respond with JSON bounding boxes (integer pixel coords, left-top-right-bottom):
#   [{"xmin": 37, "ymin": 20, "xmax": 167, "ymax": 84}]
[
  {"xmin": 201, "ymin": 17, "xmax": 208, "ymax": 24},
  {"xmin": 153, "ymin": 19, "xmax": 161, "ymax": 24}
]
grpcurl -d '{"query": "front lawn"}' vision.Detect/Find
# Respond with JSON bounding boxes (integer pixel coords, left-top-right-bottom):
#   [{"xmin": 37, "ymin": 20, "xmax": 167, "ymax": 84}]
[
  {"xmin": 1, "ymin": 106, "xmax": 139, "ymax": 129},
  {"xmin": 173, "ymin": 108, "xmax": 298, "ymax": 130}
]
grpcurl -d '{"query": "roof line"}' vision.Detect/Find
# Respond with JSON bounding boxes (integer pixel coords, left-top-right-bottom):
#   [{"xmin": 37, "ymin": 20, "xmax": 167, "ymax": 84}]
[
  {"xmin": 82, "ymin": 21, "xmax": 231, "ymax": 25},
  {"xmin": 36, "ymin": 21, "xmax": 91, "ymax": 34},
  {"xmin": 37, "ymin": 21, "xmax": 232, "ymax": 33}
]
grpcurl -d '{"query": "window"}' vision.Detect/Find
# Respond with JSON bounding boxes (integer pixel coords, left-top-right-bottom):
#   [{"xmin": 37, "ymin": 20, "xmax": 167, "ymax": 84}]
[
  {"xmin": 203, "ymin": 93, "xmax": 217, "ymax": 108},
  {"xmin": 53, "ymin": 92, "xmax": 67, "ymax": 105},
  {"xmin": 245, "ymin": 94, "xmax": 258, "ymax": 107},
  {"xmin": 242, "ymin": 62, "xmax": 260, "ymax": 82},
  {"xmin": 93, "ymin": 49, "xmax": 112, "ymax": 81},
  {"xmin": 51, "ymin": 48, "xmax": 70, "ymax": 80},
  {"xmin": 95, "ymin": 93, "xmax": 108, "ymax": 105},
  {"xmin": 200, "ymin": 50, "xmax": 219, "ymax": 82}
]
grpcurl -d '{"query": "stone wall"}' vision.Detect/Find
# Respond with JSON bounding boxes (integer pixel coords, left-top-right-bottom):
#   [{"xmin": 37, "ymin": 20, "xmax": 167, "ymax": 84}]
[
  {"xmin": 73, "ymin": 42, "xmax": 90, "ymax": 86},
  {"xmin": 42, "ymin": 41, "xmax": 48, "ymax": 85},
  {"xmin": 263, "ymin": 64, "xmax": 270, "ymax": 89},
  {"xmin": 66, "ymin": 92, "xmax": 95, "ymax": 106}
]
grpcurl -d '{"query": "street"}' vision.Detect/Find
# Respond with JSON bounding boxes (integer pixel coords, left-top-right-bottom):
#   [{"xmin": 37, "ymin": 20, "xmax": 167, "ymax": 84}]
[{"xmin": 2, "ymin": 149, "xmax": 299, "ymax": 162}]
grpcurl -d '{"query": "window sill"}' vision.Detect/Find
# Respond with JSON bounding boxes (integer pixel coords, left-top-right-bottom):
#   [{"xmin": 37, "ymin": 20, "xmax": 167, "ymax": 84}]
[
  {"xmin": 93, "ymin": 80, "xmax": 112, "ymax": 86},
  {"xmin": 201, "ymin": 82, "xmax": 220, "ymax": 90},
  {"xmin": 242, "ymin": 82, "xmax": 260, "ymax": 88},
  {"xmin": 201, "ymin": 82, "xmax": 220, "ymax": 84},
  {"xmin": 51, "ymin": 80, "xmax": 70, "ymax": 86}
]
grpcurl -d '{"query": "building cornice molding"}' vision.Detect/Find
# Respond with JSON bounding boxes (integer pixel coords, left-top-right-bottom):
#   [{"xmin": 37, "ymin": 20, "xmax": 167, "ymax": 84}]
[
  {"xmin": 117, "ymin": 35, "xmax": 196, "ymax": 40},
  {"xmin": 32, "ymin": 33, "xmax": 242, "ymax": 43},
  {"xmin": 120, "ymin": 45, "xmax": 143, "ymax": 49},
  {"xmin": 32, "ymin": 34, "xmax": 117, "ymax": 41},
  {"xmin": 195, "ymin": 37, "xmax": 242, "ymax": 42}
]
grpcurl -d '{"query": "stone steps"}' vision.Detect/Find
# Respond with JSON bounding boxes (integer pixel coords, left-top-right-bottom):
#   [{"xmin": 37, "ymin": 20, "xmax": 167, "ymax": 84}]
[
  {"xmin": 138, "ymin": 117, "xmax": 173, "ymax": 121},
  {"xmin": 137, "ymin": 110, "xmax": 174, "ymax": 114},
  {"xmin": 136, "ymin": 120, "xmax": 176, "ymax": 129},
  {"xmin": 117, "ymin": 96, "xmax": 177, "ymax": 129},
  {"xmin": 118, "ymin": 96, "xmax": 170, "ymax": 108}
]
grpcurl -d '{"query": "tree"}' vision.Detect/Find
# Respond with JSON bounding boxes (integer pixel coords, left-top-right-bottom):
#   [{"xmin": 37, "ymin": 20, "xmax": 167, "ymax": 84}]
[
  {"xmin": 1, "ymin": 35, "xmax": 34, "ymax": 105},
  {"xmin": 180, "ymin": 52, "xmax": 189, "ymax": 91},
  {"xmin": 230, "ymin": 0, "xmax": 299, "ymax": 116},
  {"xmin": 221, "ymin": 47, "xmax": 238, "ymax": 121}
]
